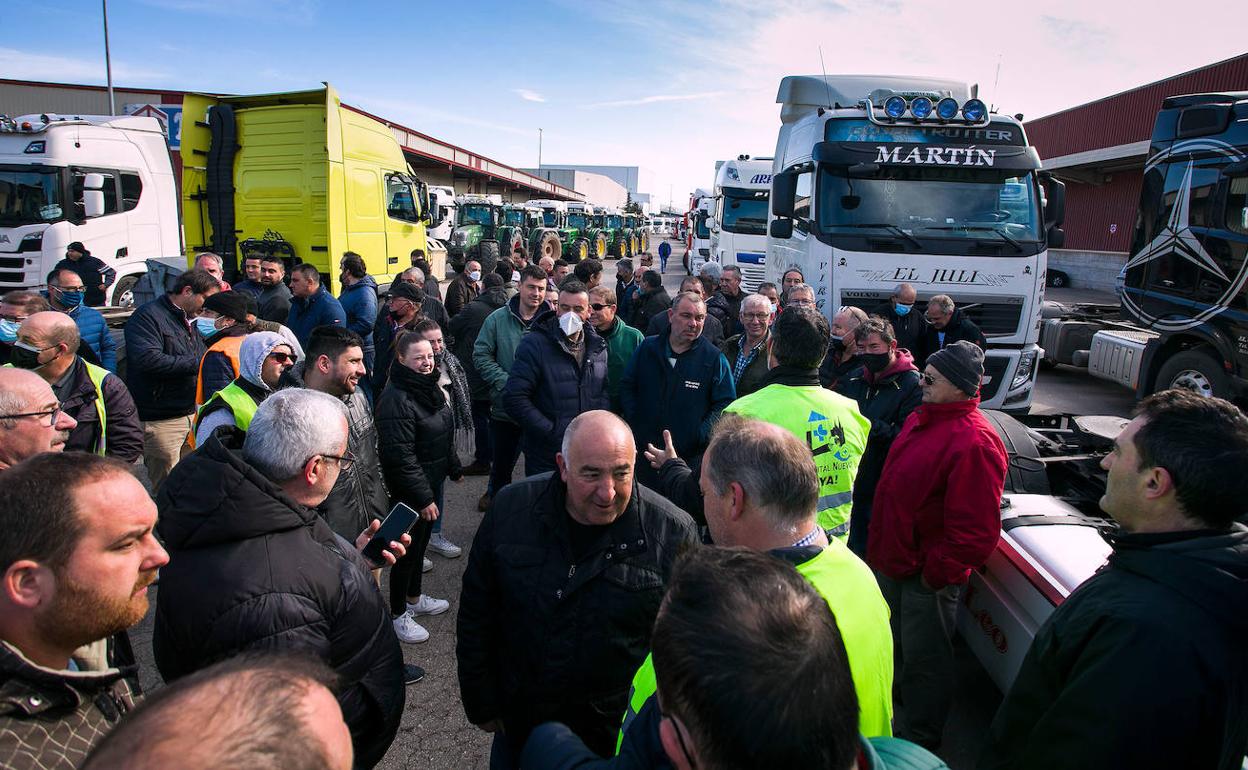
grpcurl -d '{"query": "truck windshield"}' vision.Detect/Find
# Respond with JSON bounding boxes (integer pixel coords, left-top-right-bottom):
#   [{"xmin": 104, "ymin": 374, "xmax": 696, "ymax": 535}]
[
  {"xmin": 0, "ymin": 168, "xmax": 63, "ymax": 226},
  {"xmin": 567, "ymin": 214, "xmax": 587, "ymax": 229},
  {"xmin": 694, "ymin": 213, "xmax": 710, "ymax": 239},
  {"xmin": 459, "ymin": 205, "xmax": 492, "ymax": 226},
  {"xmin": 504, "ymin": 210, "xmax": 524, "ymax": 226},
  {"xmin": 721, "ymin": 188, "xmax": 769, "ymax": 235},
  {"xmin": 817, "ymin": 166, "xmax": 1043, "ymax": 245}
]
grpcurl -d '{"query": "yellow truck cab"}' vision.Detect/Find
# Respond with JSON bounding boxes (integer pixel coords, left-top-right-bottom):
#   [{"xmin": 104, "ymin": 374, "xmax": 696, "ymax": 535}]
[{"xmin": 180, "ymin": 85, "xmax": 431, "ymax": 290}]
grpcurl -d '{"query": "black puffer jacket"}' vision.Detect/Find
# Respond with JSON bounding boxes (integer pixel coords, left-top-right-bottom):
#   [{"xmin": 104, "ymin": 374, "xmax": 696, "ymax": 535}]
[
  {"xmin": 981, "ymin": 525, "xmax": 1248, "ymax": 770},
  {"xmin": 916, "ymin": 308, "xmax": 987, "ymax": 367},
  {"xmin": 457, "ymin": 472, "xmax": 698, "ymax": 759},
  {"xmin": 502, "ymin": 309, "xmax": 609, "ymax": 473},
  {"xmin": 628, "ymin": 287, "xmax": 670, "ymax": 333},
  {"xmin": 450, "ymin": 285, "xmax": 508, "ymax": 401},
  {"xmin": 376, "ymin": 363, "xmax": 462, "ymax": 510},
  {"xmin": 152, "ymin": 430, "xmax": 404, "ymax": 769},
  {"xmin": 123, "ymin": 294, "xmax": 204, "ymax": 420},
  {"xmin": 279, "ymin": 363, "xmax": 389, "ymax": 542}
]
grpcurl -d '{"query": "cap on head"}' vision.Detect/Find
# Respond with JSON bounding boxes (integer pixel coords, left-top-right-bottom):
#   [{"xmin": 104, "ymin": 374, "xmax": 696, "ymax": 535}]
[
  {"xmin": 203, "ymin": 291, "xmax": 250, "ymax": 323},
  {"xmin": 927, "ymin": 341, "xmax": 984, "ymax": 396}
]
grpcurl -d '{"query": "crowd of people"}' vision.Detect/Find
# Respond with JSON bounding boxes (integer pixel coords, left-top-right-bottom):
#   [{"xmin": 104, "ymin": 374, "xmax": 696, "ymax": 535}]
[{"xmin": 0, "ymin": 241, "xmax": 1246, "ymax": 770}]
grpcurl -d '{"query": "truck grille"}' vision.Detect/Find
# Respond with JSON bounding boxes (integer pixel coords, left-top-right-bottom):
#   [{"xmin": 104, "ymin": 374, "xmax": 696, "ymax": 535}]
[
  {"xmin": 960, "ymin": 302, "xmax": 1023, "ymax": 337},
  {"xmin": 0, "ymin": 255, "xmax": 25, "ymax": 271}
]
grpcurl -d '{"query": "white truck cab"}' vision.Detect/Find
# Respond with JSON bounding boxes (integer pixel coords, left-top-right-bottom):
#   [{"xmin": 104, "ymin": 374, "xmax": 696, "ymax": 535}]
[
  {"xmin": 687, "ymin": 189, "xmax": 714, "ymax": 276},
  {"xmin": 0, "ymin": 113, "xmax": 181, "ymax": 306},
  {"xmin": 526, "ymin": 198, "xmax": 568, "ymax": 229},
  {"xmin": 427, "ymin": 184, "xmax": 456, "ymax": 241},
  {"xmin": 710, "ymin": 155, "xmax": 772, "ymax": 291}
]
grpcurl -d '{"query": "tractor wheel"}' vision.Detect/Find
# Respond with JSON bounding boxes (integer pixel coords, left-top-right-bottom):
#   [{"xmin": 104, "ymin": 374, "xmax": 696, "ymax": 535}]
[
  {"xmin": 631, "ymin": 235, "xmax": 640, "ymax": 254},
  {"xmin": 641, "ymin": 231, "xmax": 650, "ymax": 253},
  {"xmin": 595, "ymin": 234, "xmax": 607, "ymax": 259},
  {"xmin": 538, "ymin": 232, "xmax": 561, "ymax": 261},
  {"xmin": 478, "ymin": 240, "xmax": 501, "ymax": 276},
  {"xmin": 615, "ymin": 240, "xmax": 628, "ymax": 259},
  {"xmin": 574, "ymin": 239, "xmax": 589, "ymax": 263}
]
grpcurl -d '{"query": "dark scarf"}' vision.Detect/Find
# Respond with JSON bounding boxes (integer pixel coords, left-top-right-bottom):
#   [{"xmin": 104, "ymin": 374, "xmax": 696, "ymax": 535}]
[
  {"xmin": 761, "ymin": 364, "xmax": 820, "ymax": 388},
  {"xmin": 391, "ymin": 362, "xmax": 446, "ymax": 411},
  {"xmin": 436, "ymin": 351, "xmax": 474, "ymax": 430}
]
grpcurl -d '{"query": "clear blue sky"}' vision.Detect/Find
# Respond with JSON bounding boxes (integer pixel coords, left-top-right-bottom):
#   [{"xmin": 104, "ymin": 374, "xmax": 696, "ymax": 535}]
[{"xmin": 3, "ymin": 0, "xmax": 1244, "ymax": 206}]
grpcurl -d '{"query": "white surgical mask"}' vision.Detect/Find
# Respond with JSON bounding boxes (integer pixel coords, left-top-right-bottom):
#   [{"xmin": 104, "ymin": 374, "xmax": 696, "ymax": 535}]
[
  {"xmin": 768, "ymin": 302, "xmax": 777, "ymax": 315},
  {"xmin": 558, "ymin": 311, "xmax": 584, "ymax": 337},
  {"xmin": 511, "ymin": 271, "xmax": 521, "ymax": 282},
  {"xmin": 468, "ymin": 270, "xmax": 482, "ymax": 282}
]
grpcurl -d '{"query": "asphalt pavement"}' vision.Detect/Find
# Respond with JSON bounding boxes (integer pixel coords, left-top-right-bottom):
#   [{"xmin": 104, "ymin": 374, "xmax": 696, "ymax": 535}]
[{"xmin": 127, "ymin": 241, "xmax": 1135, "ymax": 769}]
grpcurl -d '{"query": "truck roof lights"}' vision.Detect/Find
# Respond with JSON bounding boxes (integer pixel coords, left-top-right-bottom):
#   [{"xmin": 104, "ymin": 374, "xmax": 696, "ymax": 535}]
[
  {"xmin": 884, "ymin": 96, "xmax": 908, "ymax": 119},
  {"xmin": 910, "ymin": 96, "xmax": 934, "ymax": 119},
  {"xmin": 936, "ymin": 97, "xmax": 960, "ymax": 120},
  {"xmin": 962, "ymin": 99, "xmax": 987, "ymax": 122}
]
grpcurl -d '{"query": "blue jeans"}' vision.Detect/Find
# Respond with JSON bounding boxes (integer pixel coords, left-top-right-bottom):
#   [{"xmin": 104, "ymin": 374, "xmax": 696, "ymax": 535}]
[{"xmin": 431, "ymin": 484, "xmax": 447, "ymax": 534}]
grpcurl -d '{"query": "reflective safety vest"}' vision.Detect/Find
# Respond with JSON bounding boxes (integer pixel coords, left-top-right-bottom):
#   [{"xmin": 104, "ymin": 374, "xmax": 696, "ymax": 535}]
[
  {"xmin": 195, "ymin": 335, "xmax": 244, "ymax": 405},
  {"xmin": 82, "ymin": 361, "xmax": 111, "ymax": 456},
  {"xmin": 725, "ymin": 384, "xmax": 871, "ymax": 538},
  {"xmin": 616, "ymin": 541, "xmax": 895, "ymax": 752},
  {"xmin": 187, "ymin": 380, "xmax": 259, "ymax": 451}
]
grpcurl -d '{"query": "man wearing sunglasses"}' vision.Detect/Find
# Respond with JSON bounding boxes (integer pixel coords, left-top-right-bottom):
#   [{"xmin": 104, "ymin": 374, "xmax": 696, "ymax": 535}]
[
  {"xmin": 190, "ymin": 332, "xmax": 297, "ymax": 449},
  {"xmin": 588, "ymin": 285, "xmax": 642, "ymax": 414},
  {"xmin": 0, "ymin": 368, "xmax": 78, "ymax": 470}
]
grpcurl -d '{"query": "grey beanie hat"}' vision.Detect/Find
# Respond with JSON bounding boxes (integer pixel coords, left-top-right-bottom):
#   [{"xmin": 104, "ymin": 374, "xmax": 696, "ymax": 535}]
[{"xmin": 927, "ymin": 340, "xmax": 985, "ymax": 396}]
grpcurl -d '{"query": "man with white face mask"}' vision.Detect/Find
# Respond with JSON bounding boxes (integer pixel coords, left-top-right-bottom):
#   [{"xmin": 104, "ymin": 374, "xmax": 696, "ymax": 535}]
[
  {"xmin": 445, "ymin": 260, "xmax": 482, "ymax": 318},
  {"xmin": 503, "ymin": 279, "xmax": 609, "ymax": 476}
]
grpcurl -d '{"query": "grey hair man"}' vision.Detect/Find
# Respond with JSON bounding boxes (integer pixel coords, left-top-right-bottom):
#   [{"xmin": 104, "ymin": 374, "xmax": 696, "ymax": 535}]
[
  {"xmin": 785, "ymin": 282, "xmax": 816, "ymax": 309},
  {"xmin": 0, "ymin": 367, "xmax": 78, "ymax": 470},
  {"xmin": 458, "ymin": 410, "xmax": 698, "ymax": 764},
  {"xmin": 719, "ymin": 293, "xmax": 773, "ymax": 398},
  {"xmin": 917, "ymin": 294, "xmax": 986, "ymax": 367},
  {"xmin": 820, "ymin": 305, "xmax": 870, "ymax": 393},
  {"xmin": 153, "ymin": 388, "xmax": 411, "ymax": 769},
  {"xmin": 193, "ymin": 252, "xmax": 228, "ymax": 287},
  {"xmin": 82, "ymin": 653, "xmax": 352, "ymax": 770}
]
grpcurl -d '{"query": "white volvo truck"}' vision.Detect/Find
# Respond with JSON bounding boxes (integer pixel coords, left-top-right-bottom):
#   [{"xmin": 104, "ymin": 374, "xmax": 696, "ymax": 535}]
[
  {"xmin": 765, "ymin": 75, "xmax": 1067, "ymax": 412},
  {"xmin": 0, "ymin": 113, "xmax": 182, "ymax": 306}
]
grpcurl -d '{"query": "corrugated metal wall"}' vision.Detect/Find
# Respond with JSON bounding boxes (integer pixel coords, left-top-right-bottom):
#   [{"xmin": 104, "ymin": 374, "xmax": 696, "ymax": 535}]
[
  {"xmin": 1026, "ymin": 53, "xmax": 1248, "ymax": 159},
  {"xmin": 0, "ymin": 80, "xmax": 184, "ymax": 118},
  {"xmin": 1060, "ymin": 170, "xmax": 1143, "ymax": 252}
]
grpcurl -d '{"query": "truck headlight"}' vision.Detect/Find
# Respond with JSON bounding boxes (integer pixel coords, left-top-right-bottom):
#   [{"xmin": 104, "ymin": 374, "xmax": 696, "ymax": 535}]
[{"xmin": 1011, "ymin": 351, "xmax": 1037, "ymax": 390}]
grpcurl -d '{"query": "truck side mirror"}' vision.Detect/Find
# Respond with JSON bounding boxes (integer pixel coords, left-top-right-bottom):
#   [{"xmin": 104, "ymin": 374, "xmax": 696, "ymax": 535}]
[
  {"xmin": 1047, "ymin": 228, "xmax": 1065, "ymax": 248},
  {"xmin": 1043, "ymin": 176, "xmax": 1066, "ymax": 228},
  {"xmin": 707, "ymin": 216, "xmax": 719, "ymax": 231},
  {"xmin": 83, "ymin": 172, "xmax": 106, "ymax": 218},
  {"xmin": 772, "ymin": 170, "xmax": 797, "ymax": 218},
  {"xmin": 770, "ymin": 218, "xmax": 794, "ymax": 239}
]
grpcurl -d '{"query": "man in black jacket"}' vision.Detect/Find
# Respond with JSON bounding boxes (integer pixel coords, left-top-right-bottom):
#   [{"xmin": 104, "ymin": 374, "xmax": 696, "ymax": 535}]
[
  {"xmin": 837, "ymin": 318, "xmax": 922, "ymax": 557},
  {"xmin": 917, "ymin": 294, "xmax": 986, "ymax": 367},
  {"xmin": 706, "ymin": 263, "xmax": 744, "ymax": 338},
  {"xmin": 123, "ymin": 267, "xmax": 219, "ymax": 490},
  {"xmin": 503, "ymin": 280, "xmax": 610, "ymax": 476},
  {"xmin": 280, "ymin": 327, "xmax": 388, "ymax": 544},
  {"xmin": 645, "ymin": 276, "xmax": 725, "ymax": 347},
  {"xmin": 256, "ymin": 256, "xmax": 293, "ymax": 324},
  {"xmin": 450, "ymin": 273, "xmax": 508, "ymax": 476},
  {"xmin": 628, "ymin": 270, "xmax": 670, "ymax": 333},
  {"xmin": 457, "ymin": 410, "xmax": 698, "ymax": 767},
  {"xmin": 154, "ymin": 388, "xmax": 409, "ymax": 770},
  {"xmin": 870, "ymin": 282, "xmax": 925, "ymax": 354},
  {"xmin": 53, "ymin": 241, "xmax": 115, "ymax": 307},
  {"xmin": 980, "ymin": 390, "xmax": 1248, "ymax": 770}
]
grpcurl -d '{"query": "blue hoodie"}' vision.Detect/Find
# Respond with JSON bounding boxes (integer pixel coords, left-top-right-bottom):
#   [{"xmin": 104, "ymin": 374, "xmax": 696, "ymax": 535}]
[{"xmin": 339, "ymin": 276, "xmax": 380, "ymax": 366}]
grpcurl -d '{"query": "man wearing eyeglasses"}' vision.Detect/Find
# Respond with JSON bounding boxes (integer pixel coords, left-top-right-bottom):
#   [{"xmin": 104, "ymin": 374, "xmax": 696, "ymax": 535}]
[
  {"xmin": 190, "ymin": 332, "xmax": 297, "ymax": 449},
  {"xmin": 868, "ymin": 340, "xmax": 1007, "ymax": 750},
  {"xmin": 154, "ymin": 388, "xmax": 411, "ymax": 770},
  {"xmin": 588, "ymin": 285, "xmax": 642, "ymax": 414},
  {"xmin": 12, "ymin": 312, "xmax": 142, "ymax": 463},
  {"xmin": 916, "ymin": 294, "xmax": 986, "ymax": 368},
  {"xmin": 0, "ymin": 368, "xmax": 78, "ymax": 470},
  {"xmin": 719, "ymin": 293, "xmax": 773, "ymax": 398}
]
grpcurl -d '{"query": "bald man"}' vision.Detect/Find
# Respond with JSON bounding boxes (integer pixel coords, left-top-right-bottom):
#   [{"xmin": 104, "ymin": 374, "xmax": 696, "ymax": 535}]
[
  {"xmin": 458, "ymin": 410, "xmax": 698, "ymax": 766},
  {"xmin": 13, "ymin": 312, "xmax": 143, "ymax": 461},
  {"xmin": 0, "ymin": 368, "xmax": 78, "ymax": 470}
]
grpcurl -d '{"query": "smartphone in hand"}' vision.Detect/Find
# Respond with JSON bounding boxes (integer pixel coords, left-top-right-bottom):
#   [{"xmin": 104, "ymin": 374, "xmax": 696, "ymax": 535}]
[{"xmin": 362, "ymin": 503, "xmax": 419, "ymax": 564}]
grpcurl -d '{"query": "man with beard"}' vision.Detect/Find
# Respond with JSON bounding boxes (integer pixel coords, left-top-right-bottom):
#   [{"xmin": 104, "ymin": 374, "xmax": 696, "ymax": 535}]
[
  {"xmin": 256, "ymin": 256, "xmax": 293, "ymax": 324},
  {"xmin": 0, "ymin": 453, "xmax": 169, "ymax": 769}
]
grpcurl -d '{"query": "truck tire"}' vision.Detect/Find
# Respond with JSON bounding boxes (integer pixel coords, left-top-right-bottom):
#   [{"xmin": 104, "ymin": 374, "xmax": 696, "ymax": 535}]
[
  {"xmin": 478, "ymin": 240, "xmax": 501, "ymax": 276},
  {"xmin": 981, "ymin": 410, "xmax": 1051, "ymax": 495},
  {"xmin": 594, "ymin": 234, "xmax": 607, "ymax": 259},
  {"xmin": 112, "ymin": 275, "xmax": 140, "ymax": 308},
  {"xmin": 538, "ymin": 232, "xmax": 561, "ymax": 261},
  {"xmin": 1155, "ymin": 349, "xmax": 1231, "ymax": 399}
]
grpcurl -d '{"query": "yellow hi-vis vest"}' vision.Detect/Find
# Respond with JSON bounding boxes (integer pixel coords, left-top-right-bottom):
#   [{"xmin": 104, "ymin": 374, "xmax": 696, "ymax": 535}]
[
  {"xmin": 725, "ymin": 383, "xmax": 871, "ymax": 538},
  {"xmin": 616, "ymin": 540, "xmax": 895, "ymax": 751},
  {"xmin": 4, "ymin": 359, "xmax": 109, "ymax": 455},
  {"xmin": 186, "ymin": 380, "xmax": 259, "ymax": 452}
]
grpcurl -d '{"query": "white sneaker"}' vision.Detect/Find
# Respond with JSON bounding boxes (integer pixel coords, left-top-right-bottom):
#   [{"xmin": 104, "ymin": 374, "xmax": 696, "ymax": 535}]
[
  {"xmin": 392, "ymin": 612, "xmax": 429, "ymax": 643},
  {"xmin": 422, "ymin": 557, "xmax": 433, "ymax": 573},
  {"xmin": 407, "ymin": 594, "xmax": 450, "ymax": 616},
  {"xmin": 428, "ymin": 533, "xmax": 462, "ymax": 558}
]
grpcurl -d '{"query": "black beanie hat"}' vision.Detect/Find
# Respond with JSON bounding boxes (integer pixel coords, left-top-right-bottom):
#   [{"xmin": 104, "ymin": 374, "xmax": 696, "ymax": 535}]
[
  {"xmin": 927, "ymin": 340, "xmax": 985, "ymax": 396},
  {"xmin": 389, "ymin": 281, "xmax": 424, "ymax": 303},
  {"xmin": 203, "ymin": 290, "xmax": 251, "ymax": 322},
  {"xmin": 67, "ymin": 241, "xmax": 87, "ymax": 254}
]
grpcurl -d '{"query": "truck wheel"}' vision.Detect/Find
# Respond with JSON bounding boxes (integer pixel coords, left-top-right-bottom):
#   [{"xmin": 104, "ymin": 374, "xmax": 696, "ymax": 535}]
[
  {"xmin": 112, "ymin": 275, "xmax": 140, "ymax": 308},
  {"xmin": 538, "ymin": 232, "xmax": 561, "ymax": 261},
  {"xmin": 1155, "ymin": 349, "xmax": 1231, "ymax": 399},
  {"xmin": 981, "ymin": 411, "xmax": 1051, "ymax": 495},
  {"xmin": 478, "ymin": 240, "xmax": 501, "ymax": 276},
  {"xmin": 595, "ymin": 234, "xmax": 607, "ymax": 259}
]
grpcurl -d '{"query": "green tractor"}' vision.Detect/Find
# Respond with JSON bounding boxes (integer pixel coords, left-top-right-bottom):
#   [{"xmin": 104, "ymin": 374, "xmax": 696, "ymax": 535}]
[
  {"xmin": 624, "ymin": 214, "xmax": 648, "ymax": 256},
  {"xmin": 447, "ymin": 194, "xmax": 504, "ymax": 274},
  {"xmin": 566, "ymin": 202, "xmax": 605, "ymax": 262},
  {"xmin": 599, "ymin": 208, "xmax": 632, "ymax": 259},
  {"xmin": 528, "ymin": 199, "xmax": 591, "ymax": 263},
  {"xmin": 499, "ymin": 204, "xmax": 562, "ymax": 262}
]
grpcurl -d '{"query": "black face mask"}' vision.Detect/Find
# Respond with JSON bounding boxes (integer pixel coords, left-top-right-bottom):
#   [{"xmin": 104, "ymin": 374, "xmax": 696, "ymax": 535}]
[
  {"xmin": 9, "ymin": 344, "xmax": 45, "ymax": 370},
  {"xmin": 861, "ymin": 352, "xmax": 891, "ymax": 374},
  {"xmin": 830, "ymin": 336, "xmax": 846, "ymax": 354}
]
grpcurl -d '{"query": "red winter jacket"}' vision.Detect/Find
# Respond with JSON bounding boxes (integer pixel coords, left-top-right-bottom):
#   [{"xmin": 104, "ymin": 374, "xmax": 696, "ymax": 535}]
[{"xmin": 867, "ymin": 397, "xmax": 1007, "ymax": 589}]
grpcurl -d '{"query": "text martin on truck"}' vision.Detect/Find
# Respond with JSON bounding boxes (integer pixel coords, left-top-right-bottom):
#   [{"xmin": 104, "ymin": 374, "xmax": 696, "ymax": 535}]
[
  {"xmin": 0, "ymin": 113, "xmax": 182, "ymax": 306},
  {"xmin": 766, "ymin": 75, "xmax": 1067, "ymax": 412}
]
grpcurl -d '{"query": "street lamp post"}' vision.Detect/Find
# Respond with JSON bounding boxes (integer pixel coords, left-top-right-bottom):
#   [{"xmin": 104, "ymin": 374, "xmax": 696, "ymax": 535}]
[{"xmin": 102, "ymin": 0, "xmax": 115, "ymax": 115}]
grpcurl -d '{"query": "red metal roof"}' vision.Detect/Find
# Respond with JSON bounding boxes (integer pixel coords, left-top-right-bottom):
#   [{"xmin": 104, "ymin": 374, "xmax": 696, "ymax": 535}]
[{"xmin": 1025, "ymin": 53, "xmax": 1248, "ymax": 160}]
